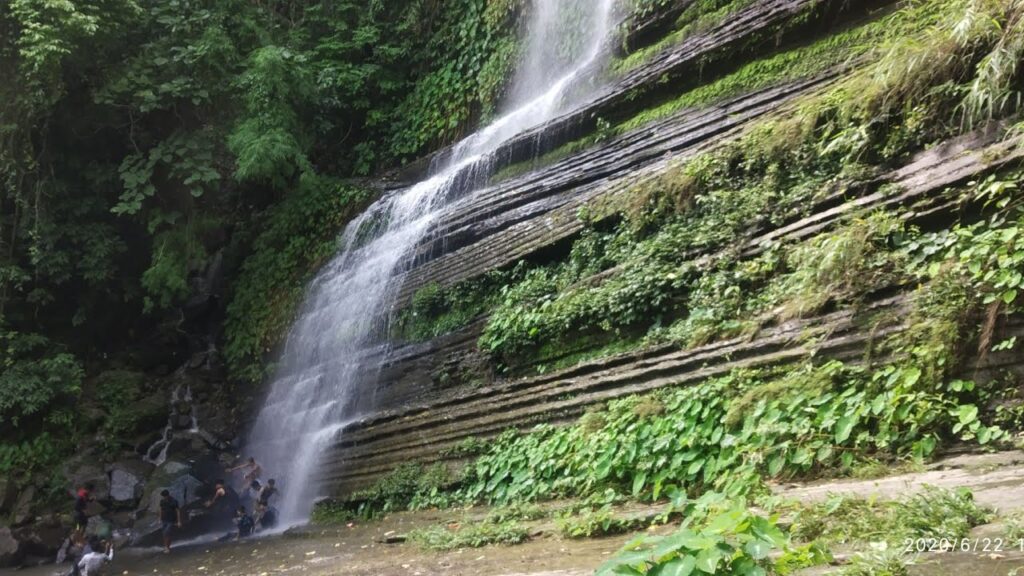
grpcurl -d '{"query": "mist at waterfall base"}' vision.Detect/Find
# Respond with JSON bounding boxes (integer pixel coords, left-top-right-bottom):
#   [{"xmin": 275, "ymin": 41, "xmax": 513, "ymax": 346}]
[{"xmin": 245, "ymin": 0, "xmax": 618, "ymax": 524}]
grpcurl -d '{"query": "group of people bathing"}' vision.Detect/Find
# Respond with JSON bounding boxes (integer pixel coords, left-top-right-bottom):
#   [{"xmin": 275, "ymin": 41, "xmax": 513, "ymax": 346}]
[
  {"xmin": 63, "ymin": 456, "xmax": 279, "ymax": 575},
  {"xmin": 161, "ymin": 457, "xmax": 281, "ymax": 551}
]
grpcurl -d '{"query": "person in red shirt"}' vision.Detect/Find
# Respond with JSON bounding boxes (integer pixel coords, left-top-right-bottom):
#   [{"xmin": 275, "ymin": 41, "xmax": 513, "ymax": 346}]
[{"xmin": 72, "ymin": 483, "xmax": 95, "ymax": 546}]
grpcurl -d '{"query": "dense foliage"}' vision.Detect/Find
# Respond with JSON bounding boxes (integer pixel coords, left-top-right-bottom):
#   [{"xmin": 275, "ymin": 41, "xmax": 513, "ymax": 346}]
[
  {"xmin": 0, "ymin": 0, "xmax": 528, "ymax": 480},
  {"xmin": 224, "ymin": 175, "xmax": 372, "ymax": 381}
]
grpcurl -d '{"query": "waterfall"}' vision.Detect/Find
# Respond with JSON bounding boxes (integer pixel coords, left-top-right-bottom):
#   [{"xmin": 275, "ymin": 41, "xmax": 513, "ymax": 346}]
[{"xmin": 246, "ymin": 0, "xmax": 618, "ymax": 524}]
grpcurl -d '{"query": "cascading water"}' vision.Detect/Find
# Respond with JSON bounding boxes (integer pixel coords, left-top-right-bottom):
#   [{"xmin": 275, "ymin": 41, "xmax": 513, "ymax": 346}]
[{"xmin": 246, "ymin": 0, "xmax": 618, "ymax": 523}]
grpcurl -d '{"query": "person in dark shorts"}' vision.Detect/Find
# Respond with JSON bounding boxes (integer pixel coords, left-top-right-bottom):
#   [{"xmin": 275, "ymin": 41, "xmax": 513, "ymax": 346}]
[
  {"xmin": 72, "ymin": 483, "xmax": 95, "ymax": 545},
  {"xmin": 159, "ymin": 489, "xmax": 182, "ymax": 554},
  {"xmin": 217, "ymin": 506, "xmax": 255, "ymax": 542},
  {"xmin": 60, "ymin": 537, "xmax": 93, "ymax": 576}
]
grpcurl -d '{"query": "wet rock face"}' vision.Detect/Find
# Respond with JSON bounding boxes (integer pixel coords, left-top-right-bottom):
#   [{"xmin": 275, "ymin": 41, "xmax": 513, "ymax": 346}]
[
  {"xmin": 108, "ymin": 459, "xmax": 154, "ymax": 506},
  {"xmin": 11, "ymin": 515, "xmax": 64, "ymax": 559},
  {"xmin": 136, "ymin": 460, "xmax": 199, "ymax": 517},
  {"xmin": 0, "ymin": 477, "xmax": 16, "ymax": 515},
  {"xmin": 85, "ymin": 515, "xmax": 113, "ymax": 540},
  {"xmin": 0, "ymin": 527, "xmax": 25, "ymax": 568},
  {"xmin": 319, "ymin": 127, "xmax": 1024, "ymax": 493},
  {"xmin": 65, "ymin": 462, "xmax": 111, "ymax": 504},
  {"xmin": 12, "ymin": 485, "xmax": 36, "ymax": 526}
]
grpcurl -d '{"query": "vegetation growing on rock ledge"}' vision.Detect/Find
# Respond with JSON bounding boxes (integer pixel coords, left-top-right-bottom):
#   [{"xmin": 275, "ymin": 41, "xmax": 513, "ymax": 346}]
[{"xmin": 330, "ymin": 0, "xmax": 1024, "ymax": 567}]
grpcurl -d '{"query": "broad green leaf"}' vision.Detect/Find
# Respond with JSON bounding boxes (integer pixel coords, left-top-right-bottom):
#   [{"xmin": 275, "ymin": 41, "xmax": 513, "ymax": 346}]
[
  {"xmin": 835, "ymin": 414, "xmax": 857, "ymax": 443},
  {"xmin": 694, "ymin": 547, "xmax": 723, "ymax": 573},
  {"xmin": 957, "ymin": 404, "xmax": 979, "ymax": 426},
  {"xmin": 790, "ymin": 447, "xmax": 812, "ymax": 466},
  {"xmin": 632, "ymin": 472, "xmax": 648, "ymax": 496},
  {"xmin": 658, "ymin": 556, "xmax": 696, "ymax": 576}
]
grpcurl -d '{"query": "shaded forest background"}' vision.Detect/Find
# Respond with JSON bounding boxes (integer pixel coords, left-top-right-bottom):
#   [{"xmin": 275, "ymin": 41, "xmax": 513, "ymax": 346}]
[{"xmin": 0, "ymin": 0, "xmax": 524, "ymax": 493}]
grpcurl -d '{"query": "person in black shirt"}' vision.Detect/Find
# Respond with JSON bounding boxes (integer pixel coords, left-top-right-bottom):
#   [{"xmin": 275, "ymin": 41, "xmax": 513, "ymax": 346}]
[
  {"xmin": 159, "ymin": 490, "xmax": 182, "ymax": 554},
  {"xmin": 218, "ymin": 506, "xmax": 255, "ymax": 542},
  {"xmin": 254, "ymin": 479, "xmax": 278, "ymax": 528}
]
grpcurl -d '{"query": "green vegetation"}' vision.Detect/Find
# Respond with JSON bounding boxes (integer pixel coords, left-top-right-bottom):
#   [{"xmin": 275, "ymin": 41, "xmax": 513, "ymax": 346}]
[
  {"xmin": 556, "ymin": 503, "xmax": 647, "ymax": 538},
  {"xmin": 312, "ymin": 462, "xmax": 457, "ymax": 522},
  {"xmin": 458, "ymin": 360, "xmax": 1002, "ymax": 506},
  {"xmin": 790, "ymin": 488, "xmax": 992, "ymax": 547},
  {"xmin": 614, "ymin": 0, "xmax": 759, "ymax": 75},
  {"xmin": 597, "ymin": 494, "xmax": 788, "ymax": 576},
  {"xmin": 408, "ymin": 519, "xmax": 529, "ymax": 550},
  {"xmin": 224, "ymin": 177, "xmax": 373, "ymax": 381},
  {"xmin": 0, "ymin": 0, "xmax": 527, "ymax": 478},
  {"xmin": 393, "ymin": 267, "xmax": 524, "ymax": 343},
  {"xmin": 596, "ymin": 486, "xmax": 988, "ymax": 575},
  {"xmin": 839, "ymin": 551, "xmax": 911, "ymax": 576}
]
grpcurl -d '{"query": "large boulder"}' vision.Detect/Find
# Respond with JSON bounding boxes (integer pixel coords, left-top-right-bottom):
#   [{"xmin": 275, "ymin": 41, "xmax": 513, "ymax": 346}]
[
  {"xmin": 11, "ymin": 486, "xmax": 34, "ymax": 526},
  {"xmin": 12, "ymin": 514, "xmax": 65, "ymax": 558},
  {"xmin": 65, "ymin": 461, "xmax": 111, "ymax": 503},
  {"xmin": 0, "ymin": 526, "xmax": 24, "ymax": 567},
  {"xmin": 128, "ymin": 393, "xmax": 171, "ymax": 437},
  {"xmin": 132, "ymin": 498, "xmax": 232, "ymax": 547},
  {"xmin": 137, "ymin": 461, "xmax": 203, "ymax": 517},
  {"xmin": 133, "ymin": 430, "xmax": 164, "ymax": 456},
  {"xmin": 165, "ymin": 433, "xmax": 206, "ymax": 461},
  {"xmin": 107, "ymin": 459, "xmax": 154, "ymax": 506},
  {"xmin": 0, "ymin": 477, "xmax": 16, "ymax": 514},
  {"xmin": 84, "ymin": 515, "xmax": 113, "ymax": 540}
]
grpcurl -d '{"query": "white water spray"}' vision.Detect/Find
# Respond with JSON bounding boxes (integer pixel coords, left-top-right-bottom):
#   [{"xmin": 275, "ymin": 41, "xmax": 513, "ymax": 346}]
[{"xmin": 246, "ymin": 0, "xmax": 617, "ymax": 523}]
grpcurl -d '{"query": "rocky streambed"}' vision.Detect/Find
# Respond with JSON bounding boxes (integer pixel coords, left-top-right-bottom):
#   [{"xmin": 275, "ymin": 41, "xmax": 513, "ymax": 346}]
[
  {"xmin": 6, "ymin": 451, "xmax": 1024, "ymax": 576},
  {"xmin": 0, "ymin": 349, "xmax": 244, "ymax": 569}
]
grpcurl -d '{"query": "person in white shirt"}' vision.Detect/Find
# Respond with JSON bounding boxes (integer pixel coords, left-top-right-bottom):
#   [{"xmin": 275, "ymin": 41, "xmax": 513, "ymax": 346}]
[{"xmin": 77, "ymin": 539, "xmax": 113, "ymax": 576}]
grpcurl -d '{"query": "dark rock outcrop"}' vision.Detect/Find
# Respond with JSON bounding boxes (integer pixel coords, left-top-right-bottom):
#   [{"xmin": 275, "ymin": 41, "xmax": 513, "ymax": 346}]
[{"xmin": 0, "ymin": 527, "xmax": 24, "ymax": 567}]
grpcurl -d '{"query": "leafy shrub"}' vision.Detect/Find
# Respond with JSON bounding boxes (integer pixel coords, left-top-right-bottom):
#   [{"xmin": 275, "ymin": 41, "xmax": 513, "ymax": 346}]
[
  {"xmin": 0, "ymin": 332, "xmax": 83, "ymax": 428},
  {"xmin": 228, "ymin": 45, "xmax": 314, "ymax": 190},
  {"xmin": 394, "ymin": 268, "xmax": 521, "ymax": 342},
  {"xmin": 312, "ymin": 462, "xmax": 458, "ymax": 521},
  {"xmin": 790, "ymin": 488, "xmax": 992, "ymax": 547},
  {"xmin": 775, "ymin": 542, "xmax": 833, "ymax": 575},
  {"xmin": 597, "ymin": 495, "xmax": 787, "ymax": 576},
  {"xmin": 93, "ymin": 370, "xmax": 161, "ymax": 452},
  {"xmin": 556, "ymin": 503, "xmax": 644, "ymax": 538},
  {"xmin": 839, "ymin": 549, "xmax": 910, "ymax": 576},
  {"xmin": 458, "ymin": 358, "xmax": 1002, "ymax": 506},
  {"xmin": 407, "ymin": 520, "xmax": 528, "ymax": 551}
]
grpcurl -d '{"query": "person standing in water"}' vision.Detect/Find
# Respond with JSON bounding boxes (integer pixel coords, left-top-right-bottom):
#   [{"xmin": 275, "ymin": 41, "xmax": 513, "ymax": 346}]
[
  {"xmin": 228, "ymin": 457, "xmax": 262, "ymax": 487},
  {"xmin": 217, "ymin": 506, "xmax": 255, "ymax": 541},
  {"xmin": 76, "ymin": 538, "xmax": 113, "ymax": 576},
  {"xmin": 159, "ymin": 490, "xmax": 183, "ymax": 554},
  {"xmin": 254, "ymin": 479, "xmax": 278, "ymax": 528}
]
